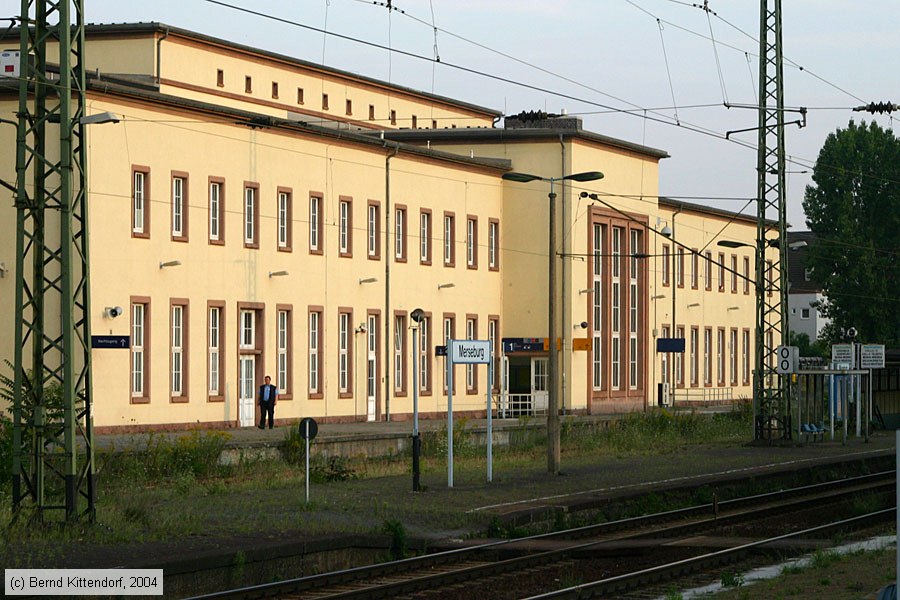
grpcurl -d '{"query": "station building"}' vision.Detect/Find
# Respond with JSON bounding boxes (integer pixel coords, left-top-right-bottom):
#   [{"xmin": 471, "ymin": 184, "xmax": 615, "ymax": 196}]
[{"xmin": 0, "ymin": 23, "xmax": 769, "ymax": 431}]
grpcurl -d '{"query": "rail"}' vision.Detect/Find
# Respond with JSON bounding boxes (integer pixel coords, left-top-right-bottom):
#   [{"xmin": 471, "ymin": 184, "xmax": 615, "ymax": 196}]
[{"xmin": 184, "ymin": 471, "xmax": 895, "ymax": 600}]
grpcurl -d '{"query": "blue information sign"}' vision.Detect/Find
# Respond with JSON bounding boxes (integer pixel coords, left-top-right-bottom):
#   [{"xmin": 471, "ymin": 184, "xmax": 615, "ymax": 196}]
[
  {"xmin": 656, "ymin": 337, "xmax": 685, "ymax": 353},
  {"xmin": 435, "ymin": 345, "xmax": 448, "ymax": 356},
  {"xmin": 91, "ymin": 335, "xmax": 130, "ymax": 349},
  {"xmin": 502, "ymin": 337, "xmax": 545, "ymax": 353}
]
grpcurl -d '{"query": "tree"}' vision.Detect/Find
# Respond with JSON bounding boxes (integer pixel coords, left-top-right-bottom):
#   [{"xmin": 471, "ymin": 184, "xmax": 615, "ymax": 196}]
[
  {"xmin": 802, "ymin": 120, "xmax": 900, "ymax": 347},
  {"xmin": 787, "ymin": 330, "xmax": 829, "ymax": 359}
]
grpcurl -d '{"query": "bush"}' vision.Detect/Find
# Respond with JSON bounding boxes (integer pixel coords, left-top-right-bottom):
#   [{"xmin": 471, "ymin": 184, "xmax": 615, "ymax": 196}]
[
  {"xmin": 0, "ymin": 410, "xmax": 11, "ymax": 490},
  {"xmin": 311, "ymin": 456, "xmax": 358, "ymax": 483},
  {"xmin": 99, "ymin": 430, "xmax": 231, "ymax": 482},
  {"xmin": 280, "ymin": 426, "xmax": 308, "ymax": 466},
  {"xmin": 423, "ymin": 417, "xmax": 477, "ymax": 458}
]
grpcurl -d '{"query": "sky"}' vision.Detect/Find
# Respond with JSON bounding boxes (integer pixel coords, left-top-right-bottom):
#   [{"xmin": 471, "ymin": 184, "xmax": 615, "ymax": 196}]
[{"xmin": 77, "ymin": 0, "xmax": 900, "ymax": 229}]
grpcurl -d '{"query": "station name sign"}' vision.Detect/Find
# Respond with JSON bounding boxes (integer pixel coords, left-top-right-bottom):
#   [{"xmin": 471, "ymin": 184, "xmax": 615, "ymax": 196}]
[{"xmin": 449, "ymin": 340, "xmax": 491, "ymax": 364}]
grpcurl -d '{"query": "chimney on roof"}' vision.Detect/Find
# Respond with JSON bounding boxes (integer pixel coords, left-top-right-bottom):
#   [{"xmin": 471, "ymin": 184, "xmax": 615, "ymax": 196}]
[{"xmin": 504, "ymin": 110, "xmax": 582, "ymax": 131}]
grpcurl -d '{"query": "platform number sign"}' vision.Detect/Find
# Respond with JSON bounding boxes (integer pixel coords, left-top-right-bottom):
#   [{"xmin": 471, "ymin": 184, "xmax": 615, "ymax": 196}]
[{"xmin": 776, "ymin": 345, "xmax": 799, "ymax": 374}]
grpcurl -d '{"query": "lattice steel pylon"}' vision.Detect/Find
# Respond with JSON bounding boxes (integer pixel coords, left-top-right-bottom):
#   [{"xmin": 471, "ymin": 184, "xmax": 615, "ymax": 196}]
[
  {"xmin": 753, "ymin": 0, "xmax": 790, "ymax": 441},
  {"xmin": 12, "ymin": 0, "xmax": 95, "ymax": 522}
]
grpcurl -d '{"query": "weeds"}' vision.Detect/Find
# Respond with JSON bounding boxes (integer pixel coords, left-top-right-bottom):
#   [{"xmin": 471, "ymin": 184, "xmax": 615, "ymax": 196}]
[
  {"xmin": 810, "ymin": 549, "xmax": 840, "ymax": 569},
  {"xmin": 99, "ymin": 430, "xmax": 231, "ymax": 483},
  {"xmin": 720, "ymin": 570, "xmax": 745, "ymax": 588},
  {"xmin": 0, "ymin": 409, "xmax": 10, "ymax": 490},
  {"xmin": 310, "ymin": 456, "xmax": 358, "ymax": 483},
  {"xmin": 663, "ymin": 588, "xmax": 684, "ymax": 600},
  {"xmin": 424, "ymin": 417, "xmax": 477, "ymax": 458},
  {"xmin": 382, "ymin": 519, "xmax": 408, "ymax": 560}
]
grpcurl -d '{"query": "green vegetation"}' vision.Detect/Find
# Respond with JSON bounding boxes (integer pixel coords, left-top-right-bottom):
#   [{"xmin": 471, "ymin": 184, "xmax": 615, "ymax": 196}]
[
  {"xmin": 715, "ymin": 545, "xmax": 896, "ymax": 600},
  {"xmin": 721, "ymin": 570, "xmax": 746, "ymax": 588},
  {"xmin": 803, "ymin": 119, "xmax": 900, "ymax": 346},
  {"xmin": 0, "ymin": 409, "xmax": 755, "ymax": 565},
  {"xmin": 0, "ymin": 409, "xmax": 10, "ymax": 489},
  {"xmin": 563, "ymin": 406, "xmax": 751, "ymax": 455},
  {"xmin": 382, "ymin": 519, "xmax": 408, "ymax": 560}
]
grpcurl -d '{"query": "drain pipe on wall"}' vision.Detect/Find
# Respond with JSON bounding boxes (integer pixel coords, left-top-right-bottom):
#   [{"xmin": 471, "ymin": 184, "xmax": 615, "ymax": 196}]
[
  {"xmin": 559, "ymin": 134, "xmax": 569, "ymax": 415},
  {"xmin": 156, "ymin": 27, "xmax": 169, "ymax": 85},
  {"xmin": 384, "ymin": 140, "xmax": 400, "ymax": 421}
]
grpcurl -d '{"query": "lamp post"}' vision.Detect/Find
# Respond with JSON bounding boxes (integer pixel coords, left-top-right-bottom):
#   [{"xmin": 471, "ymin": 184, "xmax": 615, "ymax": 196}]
[
  {"xmin": 410, "ymin": 308, "xmax": 425, "ymax": 491},
  {"xmin": 501, "ymin": 170, "xmax": 604, "ymax": 475}
]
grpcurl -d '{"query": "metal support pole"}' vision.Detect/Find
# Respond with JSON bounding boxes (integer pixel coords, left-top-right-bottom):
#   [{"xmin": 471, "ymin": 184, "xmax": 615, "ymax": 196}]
[
  {"xmin": 487, "ymin": 354, "xmax": 493, "ymax": 483},
  {"xmin": 447, "ymin": 349, "xmax": 454, "ymax": 488},
  {"xmin": 305, "ymin": 420, "xmax": 310, "ymax": 504},
  {"xmin": 411, "ymin": 323, "xmax": 420, "ymax": 492},
  {"xmin": 547, "ymin": 184, "xmax": 560, "ymax": 475},
  {"xmin": 866, "ymin": 368, "xmax": 872, "ymax": 443}
]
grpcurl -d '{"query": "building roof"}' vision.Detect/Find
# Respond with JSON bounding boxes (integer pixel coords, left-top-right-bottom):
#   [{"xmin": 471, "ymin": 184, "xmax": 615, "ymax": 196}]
[
  {"xmin": 375, "ymin": 126, "xmax": 670, "ymax": 161},
  {"xmin": 0, "ymin": 74, "xmax": 513, "ymax": 174},
  {"xmin": 787, "ymin": 231, "xmax": 823, "ymax": 294},
  {"xmin": 0, "ymin": 22, "xmax": 503, "ymax": 120},
  {"xmin": 659, "ymin": 197, "xmax": 770, "ymax": 226}
]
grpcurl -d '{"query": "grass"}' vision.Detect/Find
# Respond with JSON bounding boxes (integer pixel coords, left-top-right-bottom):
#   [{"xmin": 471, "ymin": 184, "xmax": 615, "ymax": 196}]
[
  {"xmin": 714, "ymin": 544, "xmax": 896, "ymax": 600},
  {"xmin": 0, "ymin": 408, "xmax": 760, "ymax": 566}
]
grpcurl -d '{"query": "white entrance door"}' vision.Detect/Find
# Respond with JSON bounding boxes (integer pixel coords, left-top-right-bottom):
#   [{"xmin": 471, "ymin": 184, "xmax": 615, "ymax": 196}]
[
  {"xmin": 366, "ymin": 315, "xmax": 377, "ymax": 421},
  {"xmin": 531, "ymin": 357, "xmax": 548, "ymax": 415},
  {"xmin": 239, "ymin": 355, "xmax": 256, "ymax": 427},
  {"xmin": 500, "ymin": 356, "xmax": 510, "ymax": 418}
]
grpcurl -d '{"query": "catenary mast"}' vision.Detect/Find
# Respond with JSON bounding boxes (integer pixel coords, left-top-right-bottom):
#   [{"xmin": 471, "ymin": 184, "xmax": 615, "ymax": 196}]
[
  {"xmin": 12, "ymin": 0, "xmax": 95, "ymax": 522},
  {"xmin": 753, "ymin": 0, "xmax": 790, "ymax": 441}
]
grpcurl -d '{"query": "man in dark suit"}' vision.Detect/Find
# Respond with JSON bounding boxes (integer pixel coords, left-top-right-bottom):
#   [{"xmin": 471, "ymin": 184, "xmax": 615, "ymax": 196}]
[{"xmin": 258, "ymin": 375, "xmax": 277, "ymax": 429}]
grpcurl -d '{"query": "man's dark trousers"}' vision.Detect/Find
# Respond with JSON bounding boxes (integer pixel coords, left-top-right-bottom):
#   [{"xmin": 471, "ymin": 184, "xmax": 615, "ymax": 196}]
[{"xmin": 259, "ymin": 400, "xmax": 274, "ymax": 429}]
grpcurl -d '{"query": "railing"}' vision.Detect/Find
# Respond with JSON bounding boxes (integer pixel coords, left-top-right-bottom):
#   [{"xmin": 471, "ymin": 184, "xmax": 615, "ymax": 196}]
[
  {"xmin": 673, "ymin": 387, "xmax": 735, "ymax": 405},
  {"xmin": 497, "ymin": 393, "xmax": 547, "ymax": 418}
]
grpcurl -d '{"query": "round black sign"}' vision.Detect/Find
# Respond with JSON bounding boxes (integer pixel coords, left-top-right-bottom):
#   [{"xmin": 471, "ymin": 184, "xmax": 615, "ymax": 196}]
[{"xmin": 298, "ymin": 417, "xmax": 318, "ymax": 440}]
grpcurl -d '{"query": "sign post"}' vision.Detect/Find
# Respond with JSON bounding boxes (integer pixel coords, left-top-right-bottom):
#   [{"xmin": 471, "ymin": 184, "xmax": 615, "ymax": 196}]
[
  {"xmin": 299, "ymin": 417, "xmax": 318, "ymax": 503},
  {"xmin": 447, "ymin": 340, "xmax": 492, "ymax": 488},
  {"xmin": 860, "ymin": 344, "xmax": 885, "ymax": 443}
]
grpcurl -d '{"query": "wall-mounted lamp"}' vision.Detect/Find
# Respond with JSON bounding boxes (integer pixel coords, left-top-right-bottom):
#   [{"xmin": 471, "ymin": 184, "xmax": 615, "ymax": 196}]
[
  {"xmin": 354, "ymin": 323, "xmax": 367, "ymax": 334},
  {"xmin": 103, "ymin": 306, "xmax": 123, "ymax": 319},
  {"xmin": 79, "ymin": 111, "xmax": 120, "ymax": 125},
  {"xmin": 0, "ymin": 261, "xmax": 6, "ymax": 278},
  {"xmin": 437, "ymin": 283, "xmax": 455, "ymax": 290},
  {"xmin": 578, "ymin": 288, "xmax": 593, "ymax": 295},
  {"xmin": 574, "ymin": 321, "xmax": 589, "ymax": 330},
  {"xmin": 727, "ymin": 306, "xmax": 740, "ymax": 311},
  {"xmin": 359, "ymin": 277, "xmax": 378, "ymax": 284},
  {"xmin": 687, "ymin": 302, "xmax": 700, "ymax": 308},
  {"xmin": 651, "ymin": 294, "xmax": 666, "ymax": 300},
  {"xmin": 159, "ymin": 260, "xmax": 182, "ymax": 269},
  {"xmin": 268, "ymin": 270, "xmax": 289, "ymax": 278}
]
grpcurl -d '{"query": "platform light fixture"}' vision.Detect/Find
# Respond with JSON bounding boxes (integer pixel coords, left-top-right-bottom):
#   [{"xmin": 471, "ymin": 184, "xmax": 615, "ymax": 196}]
[
  {"xmin": 501, "ymin": 169, "xmax": 604, "ymax": 476},
  {"xmin": 79, "ymin": 111, "xmax": 120, "ymax": 125}
]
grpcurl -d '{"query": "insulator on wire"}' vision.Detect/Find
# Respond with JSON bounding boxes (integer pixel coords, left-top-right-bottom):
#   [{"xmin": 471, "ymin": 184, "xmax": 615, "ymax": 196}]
[{"xmin": 853, "ymin": 101, "xmax": 898, "ymax": 114}]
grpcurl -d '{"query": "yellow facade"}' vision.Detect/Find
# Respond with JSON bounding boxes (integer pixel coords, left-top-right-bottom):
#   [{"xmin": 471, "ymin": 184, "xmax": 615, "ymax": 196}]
[{"xmin": 0, "ymin": 23, "xmax": 764, "ymax": 430}]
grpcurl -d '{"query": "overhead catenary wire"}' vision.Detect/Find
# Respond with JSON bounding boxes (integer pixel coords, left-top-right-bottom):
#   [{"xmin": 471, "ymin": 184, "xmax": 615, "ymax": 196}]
[
  {"xmin": 701, "ymin": 0, "xmax": 729, "ymax": 105},
  {"xmin": 657, "ymin": 19, "xmax": 681, "ymax": 125},
  {"xmin": 12, "ymin": 3, "xmax": 892, "ymax": 241}
]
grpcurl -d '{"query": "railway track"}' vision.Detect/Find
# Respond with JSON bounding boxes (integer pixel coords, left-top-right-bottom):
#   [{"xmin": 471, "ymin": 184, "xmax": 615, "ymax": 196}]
[{"xmin": 185, "ymin": 470, "xmax": 895, "ymax": 600}]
